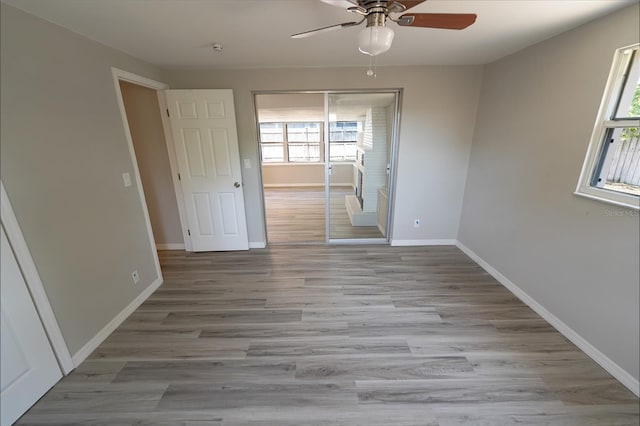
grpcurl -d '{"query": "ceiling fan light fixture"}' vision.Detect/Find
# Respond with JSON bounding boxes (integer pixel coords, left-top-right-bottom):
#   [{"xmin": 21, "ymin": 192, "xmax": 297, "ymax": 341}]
[{"xmin": 357, "ymin": 25, "xmax": 394, "ymax": 56}]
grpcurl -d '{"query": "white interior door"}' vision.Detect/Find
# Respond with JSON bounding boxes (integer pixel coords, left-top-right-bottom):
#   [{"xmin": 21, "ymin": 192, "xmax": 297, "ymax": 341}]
[
  {"xmin": 1, "ymin": 226, "xmax": 62, "ymax": 425},
  {"xmin": 165, "ymin": 89, "xmax": 249, "ymax": 251}
]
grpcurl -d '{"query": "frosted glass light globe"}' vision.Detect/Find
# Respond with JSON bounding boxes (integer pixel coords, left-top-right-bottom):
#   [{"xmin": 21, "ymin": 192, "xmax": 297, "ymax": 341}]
[{"xmin": 358, "ymin": 26, "xmax": 394, "ymax": 56}]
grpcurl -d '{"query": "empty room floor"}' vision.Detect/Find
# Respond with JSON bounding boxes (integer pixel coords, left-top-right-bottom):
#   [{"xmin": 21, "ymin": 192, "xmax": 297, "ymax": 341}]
[
  {"xmin": 17, "ymin": 245, "xmax": 639, "ymax": 425},
  {"xmin": 264, "ymin": 187, "xmax": 383, "ymax": 243}
]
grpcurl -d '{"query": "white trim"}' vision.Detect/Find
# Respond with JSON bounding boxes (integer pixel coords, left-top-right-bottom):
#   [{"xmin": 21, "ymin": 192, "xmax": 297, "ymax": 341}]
[
  {"xmin": 71, "ymin": 277, "xmax": 163, "ymax": 366},
  {"xmin": 329, "ymin": 238, "xmax": 388, "ymax": 245},
  {"xmin": 391, "ymin": 239, "xmax": 457, "ymax": 246},
  {"xmin": 573, "ymin": 189, "xmax": 639, "ymax": 211},
  {"xmin": 262, "ymin": 162, "xmax": 326, "ymax": 167},
  {"xmin": 0, "ymin": 182, "xmax": 75, "ymax": 374},
  {"xmin": 249, "ymin": 241, "xmax": 267, "ymax": 249},
  {"xmin": 455, "ymin": 240, "xmax": 640, "ymax": 397},
  {"xmin": 264, "ymin": 183, "xmax": 324, "ymax": 188},
  {"xmin": 263, "ymin": 183, "xmax": 354, "ymax": 188},
  {"xmin": 261, "ymin": 162, "xmax": 357, "ymax": 167},
  {"xmin": 112, "ymin": 68, "xmax": 168, "ymax": 90},
  {"xmin": 324, "ymin": 93, "xmax": 331, "ymax": 243},
  {"xmin": 111, "ymin": 68, "xmax": 165, "ymax": 280},
  {"xmin": 602, "ymin": 119, "xmax": 640, "ymax": 128},
  {"xmin": 156, "ymin": 243, "xmax": 185, "ymax": 250}
]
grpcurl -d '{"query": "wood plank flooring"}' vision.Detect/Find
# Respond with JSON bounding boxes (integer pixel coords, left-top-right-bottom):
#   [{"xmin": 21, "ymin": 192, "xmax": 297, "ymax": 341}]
[
  {"xmin": 17, "ymin": 245, "xmax": 639, "ymax": 425},
  {"xmin": 264, "ymin": 186, "xmax": 383, "ymax": 243}
]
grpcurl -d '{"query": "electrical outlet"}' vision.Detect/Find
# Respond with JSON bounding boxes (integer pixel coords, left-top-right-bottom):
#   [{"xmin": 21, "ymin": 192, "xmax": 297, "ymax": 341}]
[
  {"xmin": 413, "ymin": 219, "xmax": 420, "ymax": 228},
  {"xmin": 131, "ymin": 270, "xmax": 140, "ymax": 284}
]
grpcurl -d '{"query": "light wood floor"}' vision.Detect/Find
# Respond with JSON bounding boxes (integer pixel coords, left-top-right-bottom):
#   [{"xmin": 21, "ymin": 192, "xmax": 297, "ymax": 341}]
[
  {"xmin": 264, "ymin": 186, "xmax": 384, "ymax": 243},
  {"xmin": 18, "ymin": 246, "xmax": 639, "ymax": 425}
]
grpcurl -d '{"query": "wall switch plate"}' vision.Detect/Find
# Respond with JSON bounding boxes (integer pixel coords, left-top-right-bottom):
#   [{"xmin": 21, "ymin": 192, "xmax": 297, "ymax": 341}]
[
  {"xmin": 243, "ymin": 159, "xmax": 251, "ymax": 169},
  {"xmin": 131, "ymin": 270, "xmax": 140, "ymax": 284},
  {"xmin": 122, "ymin": 172, "xmax": 132, "ymax": 187}
]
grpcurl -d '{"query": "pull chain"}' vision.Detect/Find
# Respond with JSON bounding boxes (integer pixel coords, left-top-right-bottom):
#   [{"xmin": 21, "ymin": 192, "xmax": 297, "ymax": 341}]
[{"xmin": 366, "ymin": 54, "xmax": 377, "ymax": 78}]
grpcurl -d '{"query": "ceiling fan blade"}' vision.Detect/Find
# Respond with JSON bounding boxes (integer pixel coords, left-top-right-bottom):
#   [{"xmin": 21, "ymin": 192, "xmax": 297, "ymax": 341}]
[
  {"xmin": 387, "ymin": 0, "xmax": 426, "ymax": 12},
  {"xmin": 291, "ymin": 21, "xmax": 360, "ymax": 39},
  {"xmin": 397, "ymin": 13, "xmax": 477, "ymax": 30},
  {"xmin": 320, "ymin": 0, "xmax": 359, "ymax": 8}
]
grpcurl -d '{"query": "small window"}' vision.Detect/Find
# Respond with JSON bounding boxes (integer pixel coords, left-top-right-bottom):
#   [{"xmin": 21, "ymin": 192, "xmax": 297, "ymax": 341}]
[
  {"xmin": 576, "ymin": 44, "xmax": 640, "ymax": 210},
  {"xmin": 287, "ymin": 122, "xmax": 321, "ymax": 162},
  {"xmin": 329, "ymin": 121, "xmax": 359, "ymax": 162},
  {"xmin": 259, "ymin": 123, "xmax": 285, "ymax": 163},
  {"xmin": 259, "ymin": 122, "xmax": 323, "ymax": 163},
  {"xmin": 258, "ymin": 121, "xmax": 361, "ymax": 163}
]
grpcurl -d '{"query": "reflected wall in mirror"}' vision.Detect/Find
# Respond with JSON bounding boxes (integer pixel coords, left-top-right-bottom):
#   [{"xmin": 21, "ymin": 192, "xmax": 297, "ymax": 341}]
[
  {"xmin": 328, "ymin": 92, "xmax": 397, "ymax": 241},
  {"xmin": 256, "ymin": 93, "xmax": 326, "ymax": 244}
]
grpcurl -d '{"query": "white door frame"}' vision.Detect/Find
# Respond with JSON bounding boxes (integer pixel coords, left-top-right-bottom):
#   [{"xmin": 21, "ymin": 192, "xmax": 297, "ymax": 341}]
[
  {"xmin": 111, "ymin": 67, "xmax": 192, "ymax": 252},
  {"xmin": 0, "ymin": 182, "xmax": 74, "ymax": 374}
]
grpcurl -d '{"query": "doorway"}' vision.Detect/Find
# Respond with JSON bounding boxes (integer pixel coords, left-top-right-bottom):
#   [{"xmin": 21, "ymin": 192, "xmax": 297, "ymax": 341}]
[
  {"xmin": 255, "ymin": 90, "xmax": 400, "ymax": 245},
  {"xmin": 117, "ymin": 80, "xmax": 185, "ymax": 251},
  {"xmin": 256, "ymin": 93, "xmax": 327, "ymax": 244}
]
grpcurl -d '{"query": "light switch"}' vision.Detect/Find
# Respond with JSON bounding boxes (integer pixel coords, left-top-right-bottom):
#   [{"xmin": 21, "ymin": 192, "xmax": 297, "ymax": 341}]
[
  {"xmin": 243, "ymin": 159, "xmax": 251, "ymax": 169},
  {"xmin": 122, "ymin": 172, "xmax": 132, "ymax": 187}
]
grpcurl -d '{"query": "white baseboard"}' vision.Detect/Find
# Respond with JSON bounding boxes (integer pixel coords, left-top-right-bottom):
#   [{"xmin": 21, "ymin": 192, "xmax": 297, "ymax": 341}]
[
  {"xmin": 71, "ymin": 276, "xmax": 163, "ymax": 366},
  {"xmin": 391, "ymin": 239, "xmax": 457, "ymax": 247},
  {"xmin": 156, "ymin": 243, "xmax": 185, "ymax": 250},
  {"xmin": 249, "ymin": 241, "xmax": 266, "ymax": 249},
  {"xmin": 264, "ymin": 183, "xmax": 323, "ymax": 188},
  {"xmin": 263, "ymin": 183, "xmax": 354, "ymax": 188},
  {"xmin": 455, "ymin": 240, "xmax": 640, "ymax": 397}
]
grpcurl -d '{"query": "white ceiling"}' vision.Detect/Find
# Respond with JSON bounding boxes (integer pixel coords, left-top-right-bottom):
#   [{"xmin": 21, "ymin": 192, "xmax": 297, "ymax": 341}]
[{"xmin": 3, "ymin": 0, "xmax": 637, "ymax": 69}]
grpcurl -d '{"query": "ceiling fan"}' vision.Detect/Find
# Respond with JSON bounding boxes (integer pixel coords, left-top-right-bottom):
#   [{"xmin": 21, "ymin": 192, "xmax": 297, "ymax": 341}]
[{"xmin": 292, "ymin": 0, "xmax": 477, "ymax": 56}]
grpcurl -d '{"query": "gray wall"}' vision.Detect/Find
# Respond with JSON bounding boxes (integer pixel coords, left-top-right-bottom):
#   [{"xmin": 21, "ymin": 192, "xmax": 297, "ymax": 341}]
[
  {"xmin": 0, "ymin": 4, "xmax": 165, "ymax": 354},
  {"xmin": 458, "ymin": 4, "xmax": 640, "ymax": 381},
  {"xmin": 166, "ymin": 66, "xmax": 483, "ymax": 244},
  {"xmin": 120, "ymin": 81, "xmax": 183, "ymax": 246}
]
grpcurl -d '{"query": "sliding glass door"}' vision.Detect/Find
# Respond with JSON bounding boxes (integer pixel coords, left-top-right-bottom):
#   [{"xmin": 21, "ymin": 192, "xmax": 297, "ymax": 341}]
[
  {"xmin": 326, "ymin": 91, "xmax": 399, "ymax": 242},
  {"xmin": 254, "ymin": 90, "xmax": 400, "ymax": 245}
]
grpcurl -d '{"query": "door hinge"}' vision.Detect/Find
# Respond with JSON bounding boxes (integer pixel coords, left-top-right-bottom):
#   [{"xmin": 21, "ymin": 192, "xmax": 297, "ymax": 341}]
[
  {"xmin": 187, "ymin": 229, "xmax": 191, "ymax": 236},
  {"xmin": 178, "ymin": 173, "xmax": 181, "ymax": 181},
  {"xmin": 166, "ymin": 108, "xmax": 170, "ymax": 117}
]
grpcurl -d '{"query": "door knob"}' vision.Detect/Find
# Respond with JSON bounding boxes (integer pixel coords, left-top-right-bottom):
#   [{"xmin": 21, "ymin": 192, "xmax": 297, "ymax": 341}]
[{"xmin": 234, "ymin": 182, "xmax": 241, "ymax": 188}]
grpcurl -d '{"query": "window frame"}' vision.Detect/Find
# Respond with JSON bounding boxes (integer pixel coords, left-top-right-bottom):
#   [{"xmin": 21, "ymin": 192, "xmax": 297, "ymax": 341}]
[
  {"xmin": 285, "ymin": 122, "xmax": 323, "ymax": 163},
  {"xmin": 575, "ymin": 43, "xmax": 640, "ymax": 210},
  {"xmin": 258, "ymin": 120, "xmax": 358, "ymax": 165},
  {"xmin": 329, "ymin": 121, "xmax": 359, "ymax": 162},
  {"xmin": 258, "ymin": 122, "xmax": 286, "ymax": 163},
  {"xmin": 259, "ymin": 121, "xmax": 324, "ymax": 164}
]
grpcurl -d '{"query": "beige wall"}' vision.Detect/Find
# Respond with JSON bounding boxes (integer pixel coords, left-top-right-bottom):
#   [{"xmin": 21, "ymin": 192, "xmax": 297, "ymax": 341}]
[
  {"xmin": 120, "ymin": 81, "xmax": 183, "ymax": 246},
  {"xmin": 262, "ymin": 163, "xmax": 354, "ymax": 187},
  {"xmin": 0, "ymin": 4, "xmax": 165, "ymax": 355},
  {"xmin": 458, "ymin": 4, "xmax": 640, "ymax": 382},
  {"xmin": 166, "ymin": 66, "xmax": 483, "ymax": 244}
]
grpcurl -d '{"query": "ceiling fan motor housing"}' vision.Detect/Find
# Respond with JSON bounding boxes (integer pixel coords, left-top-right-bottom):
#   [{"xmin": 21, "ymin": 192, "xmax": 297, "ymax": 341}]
[{"xmin": 365, "ymin": 8, "xmax": 387, "ymax": 28}]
